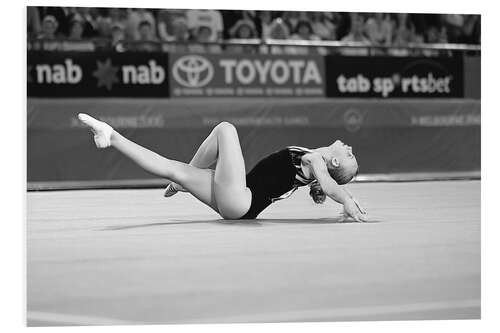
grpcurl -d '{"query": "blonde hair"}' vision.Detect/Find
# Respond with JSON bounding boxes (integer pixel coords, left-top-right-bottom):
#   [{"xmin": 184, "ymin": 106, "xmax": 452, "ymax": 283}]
[{"xmin": 328, "ymin": 164, "xmax": 359, "ymax": 185}]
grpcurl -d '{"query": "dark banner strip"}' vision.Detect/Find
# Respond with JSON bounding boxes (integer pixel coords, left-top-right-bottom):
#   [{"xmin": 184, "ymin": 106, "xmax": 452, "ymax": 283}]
[
  {"xmin": 325, "ymin": 55, "xmax": 464, "ymax": 98},
  {"xmin": 27, "ymin": 51, "xmax": 169, "ymax": 97},
  {"xmin": 27, "ymin": 51, "xmax": 469, "ymax": 99}
]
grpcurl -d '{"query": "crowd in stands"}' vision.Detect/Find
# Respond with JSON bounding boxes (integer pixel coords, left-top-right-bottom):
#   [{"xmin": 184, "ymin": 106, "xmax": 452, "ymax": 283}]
[{"xmin": 27, "ymin": 7, "xmax": 480, "ymax": 54}]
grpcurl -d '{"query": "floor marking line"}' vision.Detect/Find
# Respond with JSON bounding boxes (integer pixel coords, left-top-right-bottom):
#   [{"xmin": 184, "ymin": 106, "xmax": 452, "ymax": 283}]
[
  {"xmin": 183, "ymin": 299, "xmax": 481, "ymax": 323},
  {"xmin": 27, "ymin": 311, "xmax": 137, "ymax": 326},
  {"xmin": 28, "ymin": 299, "xmax": 480, "ymax": 325}
]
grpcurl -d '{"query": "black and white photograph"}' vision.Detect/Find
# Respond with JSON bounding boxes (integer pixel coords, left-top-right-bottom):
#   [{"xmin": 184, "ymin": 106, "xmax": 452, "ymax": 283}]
[{"xmin": 23, "ymin": 1, "xmax": 484, "ymax": 328}]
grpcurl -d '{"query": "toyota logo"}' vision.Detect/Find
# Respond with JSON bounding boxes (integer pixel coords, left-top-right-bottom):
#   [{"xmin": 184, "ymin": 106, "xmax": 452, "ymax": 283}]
[{"xmin": 172, "ymin": 55, "xmax": 214, "ymax": 88}]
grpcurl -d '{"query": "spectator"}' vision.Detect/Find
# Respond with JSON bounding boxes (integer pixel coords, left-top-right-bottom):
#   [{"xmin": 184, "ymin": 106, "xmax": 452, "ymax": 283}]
[
  {"xmin": 365, "ymin": 13, "xmax": 392, "ymax": 46},
  {"xmin": 288, "ymin": 20, "xmax": 325, "ymax": 55},
  {"xmin": 221, "ymin": 10, "xmax": 244, "ymax": 39},
  {"xmin": 186, "ymin": 9, "xmax": 223, "ymax": 42},
  {"xmin": 36, "ymin": 15, "xmax": 60, "ymax": 51},
  {"xmin": 68, "ymin": 17, "xmax": 84, "ymax": 40},
  {"xmin": 189, "ymin": 25, "xmax": 222, "ymax": 53},
  {"xmin": 27, "ymin": 7, "xmax": 42, "ymax": 38},
  {"xmin": 62, "ymin": 16, "xmax": 95, "ymax": 51},
  {"xmin": 171, "ymin": 17, "xmax": 190, "ymax": 42},
  {"xmin": 41, "ymin": 7, "xmax": 70, "ymax": 36},
  {"xmin": 282, "ymin": 11, "xmax": 307, "ymax": 33},
  {"xmin": 390, "ymin": 13, "xmax": 419, "ymax": 56},
  {"xmin": 228, "ymin": 18, "xmax": 258, "ymax": 39},
  {"xmin": 138, "ymin": 20, "xmax": 158, "ymax": 41},
  {"xmin": 38, "ymin": 15, "xmax": 58, "ymax": 39},
  {"xmin": 340, "ymin": 14, "xmax": 371, "ymax": 56},
  {"xmin": 256, "ymin": 11, "xmax": 274, "ymax": 39},
  {"xmin": 461, "ymin": 15, "xmax": 480, "ymax": 44},
  {"xmin": 110, "ymin": 22, "xmax": 126, "ymax": 52},
  {"xmin": 392, "ymin": 13, "xmax": 418, "ymax": 45},
  {"xmin": 135, "ymin": 20, "xmax": 160, "ymax": 51},
  {"xmin": 308, "ymin": 12, "xmax": 337, "ymax": 40},
  {"xmin": 442, "ymin": 14, "xmax": 465, "ymax": 43},
  {"xmin": 126, "ymin": 8, "xmax": 155, "ymax": 41},
  {"xmin": 425, "ymin": 25, "xmax": 448, "ymax": 44},
  {"xmin": 157, "ymin": 9, "xmax": 187, "ymax": 42},
  {"xmin": 292, "ymin": 20, "xmax": 318, "ymax": 40},
  {"xmin": 421, "ymin": 25, "xmax": 448, "ymax": 56},
  {"xmin": 162, "ymin": 17, "xmax": 191, "ymax": 53},
  {"xmin": 67, "ymin": 7, "xmax": 99, "ymax": 38},
  {"xmin": 96, "ymin": 8, "xmax": 128, "ymax": 38},
  {"xmin": 341, "ymin": 14, "xmax": 370, "ymax": 42},
  {"xmin": 227, "ymin": 19, "xmax": 259, "ymax": 53},
  {"xmin": 260, "ymin": 18, "xmax": 290, "ymax": 54}
]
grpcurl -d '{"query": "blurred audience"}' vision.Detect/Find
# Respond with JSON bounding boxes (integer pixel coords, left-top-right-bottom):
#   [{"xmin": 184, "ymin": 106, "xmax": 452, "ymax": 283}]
[
  {"xmin": 38, "ymin": 15, "xmax": 58, "ymax": 39},
  {"xmin": 260, "ymin": 18, "xmax": 290, "ymax": 54},
  {"xmin": 68, "ymin": 17, "xmax": 84, "ymax": 40},
  {"xmin": 27, "ymin": 7, "xmax": 42, "ymax": 38},
  {"xmin": 157, "ymin": 9, "xmax": 186, "ymax": 42},
  {"xmin": 28, "ymin": 7, "xmax": 481, "ymax": 54},
  {"xmin": 110, "ymin": 22, "xmax": 126, "ymax": 52},
  {"xmin": 389, "ymin": 13, "xmax": 421, "ymax": 56},
  {"xmin": 308, "ymin": 12, "xmax": 337, "ymax": 40},
  {"xmin": 289, "ymin": 20, "xmax": 324, "ymax": 55},
  {"xmin": 227, "ymin": 18, "xmax": 259, "ymax": 53},
  {"xmin": 135, "ymin": 20, "xmax": 160, "ymax": 51},
  {"xmin": 364, "ymin": 13, "xmax": 392, "ymax": 46},
  {"xmin": 162, "ymin": 17, "xmax": 191, "ymax": 53},
  {"xmin": 340, "ymin": 13, "xmax": 371, "ymax": 56},
  {"xmin": 282, "ymin": 11, "xmax": 308, "ymax": 33},
  {"xmin": 186, "ymin": 9, "xmax": 223, "ymax": 42},
  {"xmin": 189, "ymin": 25, "xmax": 222, "ymax": 53},
  {"xmin": 256, "ymin": 11, "xmax": 274, "ymax": 39},
  {"xmin": 96, "ymin": 8, "xmax": 128, "ymax": 39},
  {"xmin": 126, "ymin": 8, "xmax": 156, "ymax": 41}
]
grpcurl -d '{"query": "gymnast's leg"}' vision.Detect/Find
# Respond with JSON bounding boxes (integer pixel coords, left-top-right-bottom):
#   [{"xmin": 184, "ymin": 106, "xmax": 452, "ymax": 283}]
[
  {"xmin": 78, "ymin": 113, "xmax": 219, "ymax": 213},
  {"xmin": 78, "ymin": 114, "xmax": 251, "ymax": 218},
  {"xmin": 207, "ymin": 122, "xmax": 252, "ymax": 218},
  {"xmin": 165, "ymin": 122, "xmax": 234, "ymax": 194},
  {"xmin": 167, "ymin": 121, "xmax": 252, "ymax": 218}
]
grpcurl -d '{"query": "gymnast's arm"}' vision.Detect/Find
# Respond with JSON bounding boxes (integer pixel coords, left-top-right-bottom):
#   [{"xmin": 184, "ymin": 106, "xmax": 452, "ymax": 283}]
[
  {"xmin": 303, "ymin": 154, "xmax": 367, "ymax": 222},
  {"xmin": 302, "ymin": 154, "xmax": 351, "ymax": 205}
]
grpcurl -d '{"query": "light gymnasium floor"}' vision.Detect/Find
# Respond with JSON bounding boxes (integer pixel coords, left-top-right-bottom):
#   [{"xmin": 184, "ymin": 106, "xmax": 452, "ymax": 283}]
[{"xmin": 26, "ymin": 180, "xmax": 480, "ymax": 326}]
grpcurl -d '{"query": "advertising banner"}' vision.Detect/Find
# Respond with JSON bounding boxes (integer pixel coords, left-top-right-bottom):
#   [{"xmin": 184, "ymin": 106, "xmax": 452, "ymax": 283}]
[
  {"xmin": 28, "ymin": 97, "xmax": 480, "ymax": 182},
  {"xmin": 27, "ymin": 51, "xmax": 169, "ymax": 97},
  {"xmin": 169, "ymin": 53, "xmax": 325, "ymax": 97},
  {"xmin": 325, "ymin": 56, "xmax": 464, "ymax": 98}
]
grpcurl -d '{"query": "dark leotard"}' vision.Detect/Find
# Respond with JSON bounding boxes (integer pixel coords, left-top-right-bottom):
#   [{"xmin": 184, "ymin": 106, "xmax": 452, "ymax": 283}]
[{"xmin": 239, "ymin": 146, "xmax": 315, "ymax": 219}]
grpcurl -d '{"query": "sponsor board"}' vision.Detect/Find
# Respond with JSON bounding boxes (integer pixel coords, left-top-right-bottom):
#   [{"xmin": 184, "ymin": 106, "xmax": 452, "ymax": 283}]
[
  {"xmin": 325, "ymin": 56, "xmax": 463, "ymax": 98},
  {"xmin": 28, "ymin": 51, "xmax": 169, "ymax": 97},
  {"xmin": 169, "ymin": 53, "xmax": 325, "ymax": 97}
]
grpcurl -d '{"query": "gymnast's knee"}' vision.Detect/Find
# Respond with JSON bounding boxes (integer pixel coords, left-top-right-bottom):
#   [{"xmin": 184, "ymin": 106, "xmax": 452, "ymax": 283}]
[{"xmin": 215, "ymin": 121, "xmax": 237, "ymax": 136}]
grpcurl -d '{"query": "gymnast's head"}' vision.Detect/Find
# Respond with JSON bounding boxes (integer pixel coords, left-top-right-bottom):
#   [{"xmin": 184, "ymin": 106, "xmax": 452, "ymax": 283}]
[{"xmin": 326, "ymin": 140, "xmax": 358, "ymax": 185}]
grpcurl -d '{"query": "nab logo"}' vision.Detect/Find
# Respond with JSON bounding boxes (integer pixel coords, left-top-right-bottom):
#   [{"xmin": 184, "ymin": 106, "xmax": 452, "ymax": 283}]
[
  {"xmin": 122, "ymin": 60, "xmax": 165, "ymax": 85},
  {"xmin": 92, "ymin": 58, "xmax": 166, "ymax": 91},
  {"xmin": 34, "ymin": 59, "xmax": 82, "ymax": 84},
  {"xmin": 172, "ymin": 55, "xmax": 214, "ymax": 88}
]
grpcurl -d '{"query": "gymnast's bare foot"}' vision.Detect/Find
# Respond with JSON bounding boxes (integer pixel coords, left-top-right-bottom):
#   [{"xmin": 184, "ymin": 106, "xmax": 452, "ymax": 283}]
[{"xmin": 164, "ymin": 181, "xmax": 186, "ymax": 197}]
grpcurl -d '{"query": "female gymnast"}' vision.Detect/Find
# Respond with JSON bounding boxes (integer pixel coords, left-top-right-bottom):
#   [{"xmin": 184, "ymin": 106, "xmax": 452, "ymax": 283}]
[{"xmin": 78, "ymin": 113, "xmax": 368, "ymax": 222}]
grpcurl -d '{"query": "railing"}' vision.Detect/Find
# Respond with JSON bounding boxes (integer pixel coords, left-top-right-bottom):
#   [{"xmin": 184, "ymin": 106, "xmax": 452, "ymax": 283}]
[{"xmin": 27, "ymin": 38, "xmax": 481, "ymax": 56}]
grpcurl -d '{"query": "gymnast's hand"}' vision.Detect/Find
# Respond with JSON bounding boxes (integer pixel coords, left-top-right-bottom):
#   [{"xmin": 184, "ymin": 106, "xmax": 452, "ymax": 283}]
[{"xmin": 341, "ymin": 198, "xmax": 368, "ymax": 222}]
